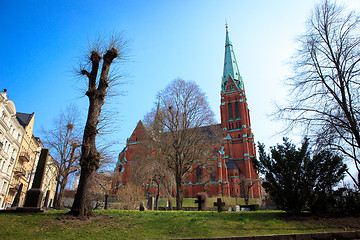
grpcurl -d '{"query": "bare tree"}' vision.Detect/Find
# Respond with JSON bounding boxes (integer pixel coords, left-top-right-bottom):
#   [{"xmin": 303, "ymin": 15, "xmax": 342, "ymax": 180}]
[
  {"xmin": 42, "ymin": 105, "xmax": 81, "ymax": 209},
  {"xmin": 90, "ymin": 144, "xmax": 117, "ymax": 210},
  {"xmin": 130, "ymin": 140, "xmax": 175, "ymax": 209},
  {"xmin": 149, "ymin": 78, "xmax": 217, "ymax": 210},
  {"xmin": 239, "ymin": 176, "xmax": 254, "ymax": 205},
  {"xmin": 277, "ymin": 0, "xmax": 360, "ymax": 188},
  {"xmin": 69, "ymin": 34, "xmax": 128, "ymax": 217}
]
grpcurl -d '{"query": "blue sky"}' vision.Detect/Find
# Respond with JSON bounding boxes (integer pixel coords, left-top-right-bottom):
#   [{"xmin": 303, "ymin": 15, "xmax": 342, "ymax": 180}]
[{"xmin": 1, "ymin": 0, "xmax": 359, "ymax": 165}]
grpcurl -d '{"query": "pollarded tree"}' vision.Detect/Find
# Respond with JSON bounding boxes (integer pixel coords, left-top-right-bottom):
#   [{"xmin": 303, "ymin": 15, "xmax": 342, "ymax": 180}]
[
  {"xmin": 255, "ymin": 138, "xmax": 346, "ymax": 215},
  {"xmin": 149, "ymin": 78, "xmax": 218, "ymax": 210},
  {"xmin": 69, "ymin": 34, "xmax": 128, "ymax": 217},
  {"xmin": 277, "ymin": 0, "xmax": 360, "ymax": 188},
  {"xmin": 42, "ymin": 104, "xmax": 81, "ymax": 210}
]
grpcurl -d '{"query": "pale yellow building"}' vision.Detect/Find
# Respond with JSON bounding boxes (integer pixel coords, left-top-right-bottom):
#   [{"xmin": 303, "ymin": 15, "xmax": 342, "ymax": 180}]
[
  {"xmin": 6, "ymin": 111, "xmax": 58, "ymax": 208},
  {"xmin": 40, "ymin": 154, "xmax": 58, "ymax": 207}
]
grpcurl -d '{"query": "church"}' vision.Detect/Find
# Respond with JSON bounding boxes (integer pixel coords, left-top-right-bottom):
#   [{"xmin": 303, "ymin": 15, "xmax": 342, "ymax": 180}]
[{"xmin": 114, "ymin": 26, "xmax": 261, "ymax": 199}]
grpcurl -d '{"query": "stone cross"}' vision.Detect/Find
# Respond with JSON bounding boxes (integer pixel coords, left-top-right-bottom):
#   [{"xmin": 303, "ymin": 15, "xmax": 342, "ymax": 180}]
[
  {"xmin": 214, "ymin": 198, "xmax": 225, "ymax": 212},
  {"xmin": 195, "ymin": 195, "xmax": 205, "ymax": 211}
]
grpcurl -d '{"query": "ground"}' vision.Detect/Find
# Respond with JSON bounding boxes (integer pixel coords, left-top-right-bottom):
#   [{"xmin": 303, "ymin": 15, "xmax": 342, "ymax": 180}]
[{"xmin": 1, "ymin": 210, "xmax": 359, "ymax": 239}]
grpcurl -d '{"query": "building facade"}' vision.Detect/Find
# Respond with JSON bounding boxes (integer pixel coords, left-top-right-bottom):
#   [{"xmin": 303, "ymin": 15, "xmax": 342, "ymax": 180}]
[
  {"xmin": 7, "ymin": 112, "xmax": 59, "ymax": 208},
  {"xmin": 0, "ymin": 94, "xmax": 59, "ymax": 209},
  {"xmin": 40, "ymin": 154, "xmax": 58, "ymax": 208},
  {"xmin": 5, "ymin": 112, "xmax": 42, "ymax": 208},
  {"xmin": 0, "ymin": 90, "xmax": 26, "ymax": 209},
  {"xmin": 115, "ymin": 27, "xmax": 261, "ymax": 199}
]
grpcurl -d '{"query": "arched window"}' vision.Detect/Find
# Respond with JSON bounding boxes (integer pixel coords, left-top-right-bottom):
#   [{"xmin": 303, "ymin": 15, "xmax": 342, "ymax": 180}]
[
  {"xmin": 210, "ymin": 167, "xmax": 216, "ymax": 181},
  {"xmin": 196, "ymin": 166, "xmax": 202, "ymax": 182},
  {"xmin": 235, "ymin": 101, "xmax": 240, "ymax": 119},
  {"xmin": 228, "ymin": 102, "xmax": 233, "ymax": 119}
]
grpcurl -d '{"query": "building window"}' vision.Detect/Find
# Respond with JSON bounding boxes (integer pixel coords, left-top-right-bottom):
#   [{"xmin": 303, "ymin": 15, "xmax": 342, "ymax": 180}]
[
  {"xmin": 1, "ymin": 181, "xmax": 7, "ymax": 193},
  {"xmin": 26, "ymin": 172, "xmax": 31, "ymax": 182},
  {"xmin": 6, "ymin": 163, "xmax": 11, "ymax": 174},
  {"xmin": 228, "ymin": 102, "xmax": 233, "ymax": 119},
  {"xmin": 196, "ymin": 166, "xmax": 202, "ymax": 182},
  {"xmin": 0, "ymin": 161, "xmax": 4, "ymax": 171},
  {"xmin": 210, "ymin": 167, "xmax": 216, "ymax": 181},
  {"xmin": 235, "ymin": 101, "xmax": 240, "ymax": 119}
]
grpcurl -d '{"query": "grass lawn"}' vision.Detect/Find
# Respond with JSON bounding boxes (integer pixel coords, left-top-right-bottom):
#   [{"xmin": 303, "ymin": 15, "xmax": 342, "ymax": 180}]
[{"xmin": 0, "ymin": 210, "xmax": 359, "ymax": 239}]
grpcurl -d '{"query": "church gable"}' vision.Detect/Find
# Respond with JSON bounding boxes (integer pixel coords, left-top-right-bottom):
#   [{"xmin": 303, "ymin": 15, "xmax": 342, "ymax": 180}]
[
  {"xmin": 224, "ymin": 77, "xmax": 239, "ymax": 94},
  {"xmin": 128, "ymin": 120, "xmax": 149, "ymax": 144}
]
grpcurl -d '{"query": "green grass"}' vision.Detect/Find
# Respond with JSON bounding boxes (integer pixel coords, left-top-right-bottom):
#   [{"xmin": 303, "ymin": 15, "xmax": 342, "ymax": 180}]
[{"xmin": 0, "ymin": 210, "xmax": 359, "ymax": 239}]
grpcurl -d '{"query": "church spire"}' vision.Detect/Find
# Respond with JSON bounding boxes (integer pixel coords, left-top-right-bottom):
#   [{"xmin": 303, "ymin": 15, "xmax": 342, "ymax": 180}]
[
  {"xmin": 153, "ymin": 93, "xmax": 163, "ymax": 133},
  {"xmin": 221, "ymin": 25, "xmax": 243, "ymax": 93}
]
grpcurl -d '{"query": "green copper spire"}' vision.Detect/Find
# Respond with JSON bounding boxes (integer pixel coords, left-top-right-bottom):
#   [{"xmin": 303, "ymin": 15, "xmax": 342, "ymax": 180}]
[{"xmin": 221, "ymin": 25, "xmax": 243, "ymax": 93}]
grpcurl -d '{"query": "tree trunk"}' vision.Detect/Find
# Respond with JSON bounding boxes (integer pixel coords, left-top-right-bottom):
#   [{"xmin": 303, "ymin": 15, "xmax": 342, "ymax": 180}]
[
  {"xmin": 55, "ymin": 179, "xmax": 68, "ymax": 209},
  {"xmin": 167, "ymin": 196, "xmax": 173, "ymax": 211},
  {"xmin": 104, "ymin": 194, "xmax": 108, "ymax": 210},
  {"xmin": 175, "ymin": 174, "xmax": 183, "ymax": 210},
  {"xmin": 155, "ymin": 182, "xmax": 160, "ymax": 210},
  {"xmin": 69, "ymin": 167, "xmax": 95, "ymax": 216},
  {"xmin": 53, "ymin": 179, "xmax": 60, "ymax": 209}
]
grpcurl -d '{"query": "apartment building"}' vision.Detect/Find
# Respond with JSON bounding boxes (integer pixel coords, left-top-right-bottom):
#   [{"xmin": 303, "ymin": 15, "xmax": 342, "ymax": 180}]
[{"xmin": 0, "ymin": 90, "xmax": 25, "ymax": 209}]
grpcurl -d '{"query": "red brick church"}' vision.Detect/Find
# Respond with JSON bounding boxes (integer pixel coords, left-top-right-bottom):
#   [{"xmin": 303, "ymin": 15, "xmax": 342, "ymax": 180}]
[{"xmin": 114, "ymin": 26, "xmax": 261, "ymax": 199}]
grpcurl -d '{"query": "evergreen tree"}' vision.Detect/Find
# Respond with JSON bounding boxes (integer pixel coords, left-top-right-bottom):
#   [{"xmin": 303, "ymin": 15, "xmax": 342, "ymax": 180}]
[{"xmin": 255, "ymin": 138, "xmax": 346, "ymax": 214}]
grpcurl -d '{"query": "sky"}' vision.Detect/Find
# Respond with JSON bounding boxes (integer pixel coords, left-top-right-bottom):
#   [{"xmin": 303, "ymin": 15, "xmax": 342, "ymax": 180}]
[{"xmin": 1, "ymin": 0, "xmax": 360, "ymax": 168}]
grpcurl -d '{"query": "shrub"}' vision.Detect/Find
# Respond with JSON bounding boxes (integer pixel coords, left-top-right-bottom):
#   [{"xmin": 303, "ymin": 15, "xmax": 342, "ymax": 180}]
[
  {"xmin": 116, "ymin": 184, "xmax": 144, "ymax": 210},
  {"xmin": 196, "ymin": 192, "xmax": 208, "ymax": 210}
]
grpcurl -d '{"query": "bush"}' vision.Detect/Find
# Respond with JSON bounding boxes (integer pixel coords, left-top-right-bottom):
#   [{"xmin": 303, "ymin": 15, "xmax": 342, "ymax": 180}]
[
  {"xmin": 116, "ymin": 184, "xmax": 144, "ymax": 210},
  {"xmin": 328, "ymin": 188, "xmax": 360, "ymax": 217},
  {"xmin": 195, "ymin": 192, "xmax": 208, "ymax": 211}
]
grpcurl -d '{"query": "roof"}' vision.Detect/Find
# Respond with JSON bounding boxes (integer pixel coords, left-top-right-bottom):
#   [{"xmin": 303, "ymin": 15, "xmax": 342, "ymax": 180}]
[
  {"xmin": 197, "ymin": 124, "xmax": 222, "ymax": 142},
  {"xmin": 221, "ymin": 26, "xmax": 244, "ymax": 93},
  {"xmin": 16, "ymin": 112, "xmax": 34, "ymax": 128}
]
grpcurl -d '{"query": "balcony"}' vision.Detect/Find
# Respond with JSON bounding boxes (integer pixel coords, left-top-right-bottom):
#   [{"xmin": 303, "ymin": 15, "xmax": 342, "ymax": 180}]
[
  {"xmin": 19, "ymin": 152, "xmax": 30, "ymax": 163},
  {"xmin": 9, "ymin": 183, "xmax": 20, "ymax": 193},
  {"xmin": 14, "ymin": 167, "xmax": 26, "ymax": 178}
]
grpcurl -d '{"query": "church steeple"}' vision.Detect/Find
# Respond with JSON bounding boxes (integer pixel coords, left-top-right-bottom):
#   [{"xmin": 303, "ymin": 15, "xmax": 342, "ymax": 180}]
[
  {"xmin": 221, "ymin": 25, "xmax": 243, "ymax": 93},
  {"xmin": 153, "ymin": 93, "xmax": 163, "ymax": 133}
]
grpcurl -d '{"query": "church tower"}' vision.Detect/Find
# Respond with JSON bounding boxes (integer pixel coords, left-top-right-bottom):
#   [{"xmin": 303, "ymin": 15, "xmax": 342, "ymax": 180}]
[{"xmin": 220, "ymin": 26, "xmax": 260, "ymax": 198}]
